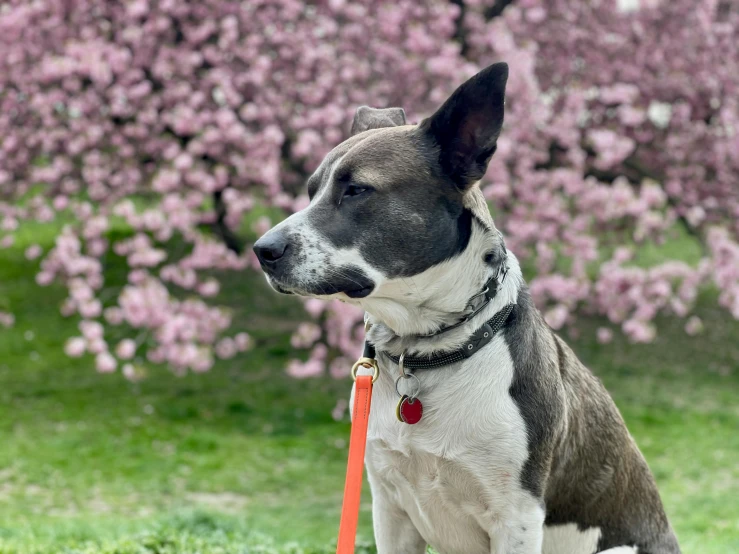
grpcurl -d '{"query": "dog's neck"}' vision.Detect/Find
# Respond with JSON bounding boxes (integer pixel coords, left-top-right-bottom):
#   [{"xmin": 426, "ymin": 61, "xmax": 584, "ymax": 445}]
[{"xmin": 357, "ymin": 221, "xmax": 523, "ymax": 357}]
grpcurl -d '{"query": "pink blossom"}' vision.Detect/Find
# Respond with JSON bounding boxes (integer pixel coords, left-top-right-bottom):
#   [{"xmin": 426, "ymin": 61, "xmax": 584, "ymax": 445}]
[
  {"xmin": 79, "ymin": 320, "xmax": 104, "ymax": 341},
  {"xmin": 286, "ymin": 358, "xmax": 324, "ymax": 379},
  {"xmin": 291, "ymin": 322, "xmax": 322, "ymax": 349},
  {"xmin": 597, "ymin": 327, "xmax": 614, "ymax": 344},
  {"xmin": 684, "ymin": 316, "xmax": 703, "ymax": 336},
  {"xmin": 198, "ymin": 279, "xmax": 220, "ymax": 297},
  {"xmin": 303, "ymin": 299, "xmax": 326, "ymax": 318},
  {"xmin": 0, "ymin": 0, "xmax": 735, "ymax": 378},
  {"xmin": 95, "ymin": 352, "xmax": 117, "ymax": 373},
  {"xmin": 331, "ymin": 398, "xmax": 348, "ymax": 421},
  {"xmin": 251, "ymin": 216, "xmax": 272, "ymax": 237},
  {"xmin": 79, "ymin": 300, "xmax": 102, "ymax": 318},
  {"xmin": 116, "ymin": 339, "xmax": 137, "ymax": 359},
  {"xmin": 64, "ymin": 337, "xmax": 86, "ymax": 357},
  {"xmin": 544, "ymin": 305, "xmax": 569, "ymax": 330},
  {"xmin": 122, "ymin": 363, "xmax": 137, "ymax": 381},
  {"xmin": 35, "ymin": 272, "xmax": 54, "ymax": 286},
  {"xmin": 0, "ymin": 312, "xmax": 16, "ymax": 328},
  {"xmin": 86, "ymin": 338, "xmax": 108, "ymax": 355},
  {"xmin": 329, "ymin": 357, "xmax": 352, "ymax": 379},
  {"xmin": 234, "ymin": 332, "xmax": 253, "ymax": 351},
  {"xmin": 623, "ymin": 320, "xmax": 657, "ymax": 343},
  {"xmin": 25, "ymin": 245, "xmax": 43, "ymax": 260},
  {"xmin": 215, "ymin": 337, "xmax": 237, "ymax": 359}
]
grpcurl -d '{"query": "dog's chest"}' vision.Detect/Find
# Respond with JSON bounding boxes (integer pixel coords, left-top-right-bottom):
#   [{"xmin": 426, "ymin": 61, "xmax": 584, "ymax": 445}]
[{"xmin": 355, "ymin": 337, "xmax": 532, "ymax": 553}]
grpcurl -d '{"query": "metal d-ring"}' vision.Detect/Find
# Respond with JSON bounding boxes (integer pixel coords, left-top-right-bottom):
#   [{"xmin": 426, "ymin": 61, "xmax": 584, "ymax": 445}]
[
  {"xmin": 395, "ymin": 372, "xmax": 421, "ymax": 400},
  {"xmin": 398, "ymin": 352, "xmax": 408, "ymax": 379}
]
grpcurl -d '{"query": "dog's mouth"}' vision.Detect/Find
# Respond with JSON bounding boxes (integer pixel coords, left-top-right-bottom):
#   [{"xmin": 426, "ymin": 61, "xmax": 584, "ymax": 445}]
[
  {"xmin": 266, "ymin": 273, "xmax": 375, "ymax": 300},
  {"xmin": 271, "ymin": 282, "xmax": 296, "ymax": 296}
]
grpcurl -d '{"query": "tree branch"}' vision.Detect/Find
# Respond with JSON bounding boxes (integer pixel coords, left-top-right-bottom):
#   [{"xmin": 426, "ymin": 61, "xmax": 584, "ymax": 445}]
[
  {"xmin": 484, "ymin": 0, "xmax": 516, "ymax": 20},
  {"xmin": 213, "ymin": 189, "xmax": 244, "ymax": 254},
  {"xmin": 451, "ymin": 0, "xmax": 517, "ymax": 58}
]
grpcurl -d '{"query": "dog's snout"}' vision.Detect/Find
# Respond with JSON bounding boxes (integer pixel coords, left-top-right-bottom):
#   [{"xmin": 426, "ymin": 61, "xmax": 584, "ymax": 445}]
[{"xmin": 253, "ymin": 232, "xmax": 289, "ymax": 267}]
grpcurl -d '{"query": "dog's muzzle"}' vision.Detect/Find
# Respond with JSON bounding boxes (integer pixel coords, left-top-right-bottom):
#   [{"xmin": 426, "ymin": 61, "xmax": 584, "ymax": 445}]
[{"xmin": 253, "ymin": 230, "xmax": 375, "ymax": 299}]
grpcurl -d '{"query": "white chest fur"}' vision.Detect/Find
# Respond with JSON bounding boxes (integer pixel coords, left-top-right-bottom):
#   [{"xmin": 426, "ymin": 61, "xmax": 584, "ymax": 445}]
[{"xmin": 351, "ymin": 334, "xmax": 543, "ymax": 554}]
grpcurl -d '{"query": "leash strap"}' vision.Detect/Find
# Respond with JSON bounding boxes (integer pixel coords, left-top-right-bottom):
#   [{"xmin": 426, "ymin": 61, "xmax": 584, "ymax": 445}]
[{"xmin": 336, "ymin": 366, "xmax": 376, "ymax": 553}]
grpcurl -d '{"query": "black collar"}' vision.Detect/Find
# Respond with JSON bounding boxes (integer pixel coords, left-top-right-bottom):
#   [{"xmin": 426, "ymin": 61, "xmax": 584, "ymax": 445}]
[{"xmin": 362, "ymin": 267, "xmax": 513, "ymax": 372}]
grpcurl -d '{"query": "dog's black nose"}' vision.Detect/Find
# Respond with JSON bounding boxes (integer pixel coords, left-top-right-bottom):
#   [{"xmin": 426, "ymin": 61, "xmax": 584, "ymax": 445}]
[{"xmin": 253, "ymin": 232, "xmax": 289, "ymax": 266}]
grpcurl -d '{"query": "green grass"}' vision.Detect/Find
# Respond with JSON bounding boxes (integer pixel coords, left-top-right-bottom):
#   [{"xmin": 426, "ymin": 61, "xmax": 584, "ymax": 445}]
[{"xmin": 0, "ymin": 225, "xmax": 738, "ymax": 553}]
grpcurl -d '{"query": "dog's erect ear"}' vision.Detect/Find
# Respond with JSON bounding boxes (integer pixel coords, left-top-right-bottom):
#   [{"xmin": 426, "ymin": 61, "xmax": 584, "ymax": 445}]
[
  {"xmin": 350, "ymin": 106, "xmax": 406, "ymax": 136},
  {"xmin": 419, "ymin": 62, "xmax": 508, "ymax": 189}
]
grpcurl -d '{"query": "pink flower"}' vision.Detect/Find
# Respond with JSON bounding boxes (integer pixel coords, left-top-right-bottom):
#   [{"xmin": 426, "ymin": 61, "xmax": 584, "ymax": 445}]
[
  {"xmin": 329, "ymin": 357, "xmax": 352, "ymax": 379},
  {"xmin": 215, "ymin": 337, "xmax": 237, "ymax": 359},
  {"xmin": 79, "ymin": 300, "xmax": 102, "ymax": 318},
  {"xmin": 303, "ymin": 299, "xmax": 325, "ymax": 318},
  {"xmin": 79, "ymin": 320, "xmax": 104, "ymax": 340},
  {"xmin": 234, "ymin": 332, "xmax": 252, "ymax": 351},
  {"xmin": 122, "ymin": 363, "xmax": 137, "ymax": 381},
  {"xmin": 286, "ymin": 358, "xmax": 324, "ymax": 379},
  {"xmin": 597, "ymin": 327, "xmax": 613, "ymax": 344},
  {"xmin": 104, "ymin": 307, "xmax": 124, "ymax": 325},
  {"xmin": 251, "ymin": 216, "xmax": 272, "ymax": 237},
  {"xmin": 331, "ymin": 398, "xmax": 348, "ymax": 421},
  {"xmin": 116, "ymin": 339, "xmax": 137, "ymax": 359},
  {"xmin": 0, "ymin": 312, "xmax": 15, "ymax": 328},
  {"xmin": 25, "ymin": 245, "xmax": 43, "ymax": 260},
  {"xmin": 87, "ymin": 338, "xmax": 108, "ymax": 354},
  {"xmin": 64, "ymin": 337, "xmax": 86, "ymax": 357},
  {"xmin": 290, "ymin": 322, "xmax": 322, "ymax": 349},
  {"xmin": 684, "ymin": 316, "xmax": 703, "ymax": 336},
  {"xmin": 623, "ymin": 320, "xmax": 656, "ymax": 343},
  {"xmin": 198, "ymin": 279, "xmax": 220, "ymax": 297},
  {"xmin": 95, "ymin": 352, "xmax": 117, "ymax": 373},
  {"xmin": 35, "ymin": 272, "xmax": 54, "ymax": 286},
  {"xmin": 544, "ymin": 305, "xmax": 569, "ymax": 330}
]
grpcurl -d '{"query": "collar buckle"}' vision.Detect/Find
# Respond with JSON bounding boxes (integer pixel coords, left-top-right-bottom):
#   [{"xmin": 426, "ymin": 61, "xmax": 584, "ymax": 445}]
[{"xmin": 461, "ymin": 321, "xmax": 495, "ymax": 358}]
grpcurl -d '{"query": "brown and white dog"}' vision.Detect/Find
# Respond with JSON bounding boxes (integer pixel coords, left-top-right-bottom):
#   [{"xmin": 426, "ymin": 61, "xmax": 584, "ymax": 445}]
[{"xmin": 253, "ymin": 63, "xmax": 681, "ymax": 554}]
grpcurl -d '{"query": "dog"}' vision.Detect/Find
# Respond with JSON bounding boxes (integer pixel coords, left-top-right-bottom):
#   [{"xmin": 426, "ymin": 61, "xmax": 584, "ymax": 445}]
[{"xmin": 253, "ymin": 63, "xmax": 681, "ymax": 554}]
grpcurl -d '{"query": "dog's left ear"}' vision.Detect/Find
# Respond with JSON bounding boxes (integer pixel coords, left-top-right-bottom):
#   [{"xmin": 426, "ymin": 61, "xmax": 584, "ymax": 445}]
[
  {"xmin": 350, "ymin": 106, "xmax": 406, "ymax": 136},
  {"xmin": 419, "ymin": 62, "xmax": 508, "ymax": 190}
]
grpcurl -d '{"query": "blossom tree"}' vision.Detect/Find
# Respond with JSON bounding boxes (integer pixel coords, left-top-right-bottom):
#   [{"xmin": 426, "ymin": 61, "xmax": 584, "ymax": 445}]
[{"xmin": 0, "ymin": 0, "xmax": 736, "ymax": 377}]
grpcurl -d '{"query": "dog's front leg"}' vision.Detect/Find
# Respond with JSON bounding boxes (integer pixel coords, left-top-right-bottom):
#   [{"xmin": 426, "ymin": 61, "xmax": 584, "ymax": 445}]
[
  {"xmin": 368, "ymin": 474, "xmax": 426, "ymax": 554},
  {"xmin": 488, "ymin": 497, "xmax": 545, "ymax": 554}
]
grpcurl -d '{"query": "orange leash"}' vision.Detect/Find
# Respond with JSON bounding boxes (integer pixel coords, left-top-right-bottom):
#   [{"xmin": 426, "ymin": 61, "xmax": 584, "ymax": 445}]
[{"xmin": 336, "ymin": 357, "xmax": 379, "ymax": 554}]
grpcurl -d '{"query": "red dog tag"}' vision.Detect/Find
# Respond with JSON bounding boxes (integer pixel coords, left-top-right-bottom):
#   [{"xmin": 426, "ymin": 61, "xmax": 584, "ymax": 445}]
[{"xmin": 399, "ymin": 396, "xmax": 423, "ymax": 425}]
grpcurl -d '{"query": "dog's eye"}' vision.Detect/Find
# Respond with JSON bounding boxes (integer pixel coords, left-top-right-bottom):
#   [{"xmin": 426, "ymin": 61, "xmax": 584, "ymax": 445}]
[{"xmin": 343, "ymin": 184, "xmax": 372, "ymax": 198}]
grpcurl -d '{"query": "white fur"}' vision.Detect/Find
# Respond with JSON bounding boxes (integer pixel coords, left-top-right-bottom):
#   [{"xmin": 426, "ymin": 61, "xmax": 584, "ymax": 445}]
[
  {"xmin": 541, "ymin": 525, "xmax": 640, "ymax": 554},
  {"xmin": 358, "ymin": 329, "xmax": 544, "ymax": 554},
  {"xmin": 542, "ymin": 523, "xmax": 601, "ymax": 554}
]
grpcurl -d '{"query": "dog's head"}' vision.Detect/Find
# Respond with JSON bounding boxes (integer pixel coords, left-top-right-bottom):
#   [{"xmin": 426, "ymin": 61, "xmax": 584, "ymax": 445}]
[{"xmin": 254, "ymin": 63, "xmax": 508, "ymax": 311}]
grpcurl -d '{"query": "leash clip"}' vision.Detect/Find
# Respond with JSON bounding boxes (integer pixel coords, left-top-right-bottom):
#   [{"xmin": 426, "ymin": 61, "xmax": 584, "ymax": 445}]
[{"xmin": 351, "ymin": 357, "xmax": 379, "ymax": 383}]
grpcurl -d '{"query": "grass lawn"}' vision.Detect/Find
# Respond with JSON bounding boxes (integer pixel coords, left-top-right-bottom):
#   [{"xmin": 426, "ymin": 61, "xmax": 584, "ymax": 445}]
[{"xmin": 0, "ymin": 225, "xmax": 737, "ymax": 553}]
